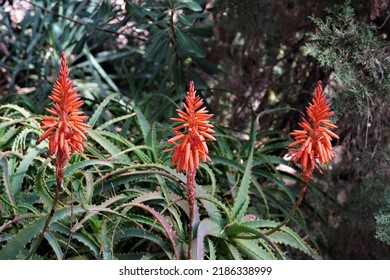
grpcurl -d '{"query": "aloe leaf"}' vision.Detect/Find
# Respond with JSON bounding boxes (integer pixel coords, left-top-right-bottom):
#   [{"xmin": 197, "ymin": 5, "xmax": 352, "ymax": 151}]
[
  {"xmin": 235, "ymin": 194, "xmax": 250, "ymax": 222},
  {"xmin": 115, "ymin": 227, "xmax": 173, "ymax": 259},
  {"xmin": 197, "ymin": 185, "xmax": 223, "ymax": 223},
  {"xmin": 246, "ymin": 220, "xmax": 321, "ymax": 259},
  {"xmin": 113, "ymin": 145, "xmax": 154, "ymax": 160},
  {"xmin": 156, "ymin": 176, "xmax": 187, "ymax": 236},
  {"xmin": 0, "ymin": 127, "xmax": 20, "ymax": 147},
  {"xmin": 96, "ymin": 113, "xmax": 136, "ymax": 130},
  {"xmin": 50, "ymin": 223, "xmax": 100, "ymax": 257},
  {"xmin": 225, "ymin": 223, "xmax": 262, "ymax": 239},
  {"xmin": 232, "ymin": 141, "xmax": 253, "ymax": 221},
  {"xmin": 12, "ymin": 128, "xmax": 40, "ymax": 152},
  {"xmin": 44, "ymin": 231, "xmax": 63, "ymax": 260},
  {"xmin": 119, "ymin": 202, "xmax": 181, "ymax": 260},
  {"xmin": 224, "ymin": 222, "xmax": 284, "ymax": 259},
  {"xmin": 11, "ymin": 141, "xmax": 46, "ymax": 198},
  {"xmin": 65, "ymin": 159, "xmax": 113, "ymax": 176},
  {"xmin": 235, "ymin": 239, "xmax": 275, "ymax": 260},
  {"xmin": 35, "ymin": 159, "xmax": 52, "ymax": 210},
  {"xmin": 196, "ymin": 193, "xmax": 230, "ymax": 221},
  {"xmin": 192, "ymin": 218, "xmax": 226, "ymax": 260},
  {"xmin": 127, "ymin": 214, "xmax": 165, "ymax": 232},
  {"xmin": 0, "ymin": 234, "xmax": 13, "ymax": 243},
  {"xmin": 211, "ymin": 155, "xmax": 243, "ymax": 171},
  {"xmin": 131, "ymin": 191, "xmax": 164, "ymax": 204},
  {"xmin": 257, "ymin": 141, "xmax": 290, "ymax": 154},
  {"xmin": 199, "ymin": 164, "xmax": 216, "ymax": 195},
  {"xmin": 83, "ymin": 172, "xmax": 94, "ymax": 205},
  {"xmin": 0, "ymin": 206, "xmax": 86, "ymax": 259},
  {"xmin": 115, "ymin": 252, "xmax": 154, "ymax": 260},
  {"xmin": 146, "ymin": 122, "xmax": 158, "ymax": 162},
  {"xmin": 161, "ymin": 202, "xmax": 185, "ymax": 238},
  {"xmin": 71, "ymin": 195, "xmax": 128, "ymax": 232},
  {"xmin": 254, "ymin": 168, "xmax": 297, "ymax": 202},
  {"xmin": 133, "ymin": 106, "xmax": 151, "ymax": 143},
  {"xmin": 95, "ymin": 163, "xmax": 186, "ymax": 187},
  {"xmin": 130, "ymin": 189, "xmax": 190, "ymax": 230},
  {"xmin": 101, "ymin": 221, "xmax": 112, "ymax": 260},
  {"xmin": 0, "ymin": 104, "xmax": 32, "ymax": 118},
  {"xmin": 97, "ymin": 173, "xmax": 155, "ymax": 189},
  {"xmin": 207, "ymin": 238, "xmax": 216, "ymax": 260},
  {"xmin": 0, "ymin": 156, "xmax": 15, "ymax": 211},
  {"xmin": 213, "ymin": 132, "xmax": 234, "ymax": 160},
  {"xmin": 225, "ymin": 241, "xmax": 243, "ymax": 260},
  {"xmin": 251, "ymin": 179, "xmax": 270, "ymax": 218},
  {"xmin": 269, "ymin": 231, "xmax": 320, "ymax": 259},
  {"xmin": 97, "ymin": 130, "xmax": 150, "ymax": 163},
  {"xmin": 117, "ymin": 164, "xmax": 222, "ymax": 222},
  {"xmin": 253, "ymin": 154, "xmax": 290, "ymax": 168},
  {"xmin": 87, "ymin": 129, "xmax": 130, "ymax": 161},
  {"xmin": 87, "ymin": 93, "xmax": 120, "ymax": 127},
  {"xmin": 163, "ymin": 174, "xmax": 191, "ymax": 219}
]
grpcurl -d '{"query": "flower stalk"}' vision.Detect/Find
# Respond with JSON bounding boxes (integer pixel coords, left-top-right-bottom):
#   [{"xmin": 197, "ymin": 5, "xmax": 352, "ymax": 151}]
[
  {"xmin": 166, "ymin": 81, "xmax": 216, "ymax": 259},
  {"xmin": 267, "ymin": 81, "xmax": 339, "ymax": 235},
  {"xmin": 27, "ymin": 52, "xmax": 90, "ymax": 259}
]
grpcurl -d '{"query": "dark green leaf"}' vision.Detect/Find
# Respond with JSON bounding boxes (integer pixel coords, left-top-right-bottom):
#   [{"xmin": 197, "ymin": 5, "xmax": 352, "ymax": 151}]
[{"xmin": 175, "ymin": 27, "xmax": 205, "ymax": 58}]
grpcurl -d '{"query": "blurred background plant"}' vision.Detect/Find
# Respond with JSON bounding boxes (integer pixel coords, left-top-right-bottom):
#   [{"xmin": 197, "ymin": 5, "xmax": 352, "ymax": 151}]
[{"xmin": 1, "ymin": 0, "xmax": 390, "ymax": 259}]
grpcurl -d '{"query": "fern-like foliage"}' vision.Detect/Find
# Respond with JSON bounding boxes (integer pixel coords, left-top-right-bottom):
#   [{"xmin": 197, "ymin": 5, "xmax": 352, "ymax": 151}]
[
  {"xmin": 305, "ymin": 1, "xmax": 390, "ymax": 117},
  {"xmin": 375, "ymin": 187, "xmax": 390, "ymax": 246}
]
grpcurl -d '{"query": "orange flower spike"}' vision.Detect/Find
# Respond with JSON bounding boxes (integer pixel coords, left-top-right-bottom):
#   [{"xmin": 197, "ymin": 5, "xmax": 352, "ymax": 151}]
[
  {"xmin": 166, "ymin": 81, "xmax": 216, "ymax": 174},
  {"xmin": 38, "ymin": 52, "xmax": 91, "ymax": 160},
  {"xmin": 288, "ymin": 81, "xmax": 339, "ymax": 182}
]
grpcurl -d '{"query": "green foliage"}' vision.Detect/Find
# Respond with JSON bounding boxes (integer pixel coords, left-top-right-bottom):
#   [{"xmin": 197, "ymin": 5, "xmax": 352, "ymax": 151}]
[
  {"xmin": 304, "ymin": 1, "xmax": 390, "ymax": 253},
  {"xmin": 305, "ymin": 1, "xmax": 390, "ymax": 116},
  {"xmin": 0, "ymin": 96, "xmax": 318, "ymax": 259},
  {"xmin": 126, "ymin": 0, "xmax": 218, "ymax": 96},
  {"xmin": 376, "ymin": 198, "xmax": 390, "ymax": 245},
  {"xmin": 375, "ymin": 183, "xmax": 390, "ymax": 246},
  {"xmin": 0, "ymin": 0, "xmax": 331, "ymax": 260},
  {"xmin": 0, "ymin": 0, "xmax": 216, "ymax": 121}
]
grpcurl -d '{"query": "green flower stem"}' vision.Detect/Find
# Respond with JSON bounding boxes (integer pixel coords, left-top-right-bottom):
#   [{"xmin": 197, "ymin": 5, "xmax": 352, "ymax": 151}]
[
  {"xmin": 265, "ymin": 184, "xmax": 307, "ymax": 235},
  {"xmin": 26, "ymin": 181, "xmax": 61, "ymax": 259},
  {"xmin": 26, "ymin": 151, "xmax": 66, "ymax": 260}
]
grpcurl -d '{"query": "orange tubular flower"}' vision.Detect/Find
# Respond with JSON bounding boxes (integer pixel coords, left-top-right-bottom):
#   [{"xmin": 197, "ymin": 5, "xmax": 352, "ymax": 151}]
[
  {"xmin": 38, "ymin": 52, "xmax": 90, "ymax": 184},
  {"xmin": 166, "ymin": 81, "xmax": 216, "ymax": 174},
  {"xmin": 287, "ymin": 81, "xmax": 339, "ymax": 182},
  {"xmin": 166, "ymin": 81, "xmax": 216, "ymax": 258}
]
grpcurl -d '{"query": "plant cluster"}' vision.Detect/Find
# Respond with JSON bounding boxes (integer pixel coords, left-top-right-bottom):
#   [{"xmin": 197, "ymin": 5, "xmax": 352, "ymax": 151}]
[{"xmin": 1, "ymin": 0, "xmax": 388, "ymax": 260}]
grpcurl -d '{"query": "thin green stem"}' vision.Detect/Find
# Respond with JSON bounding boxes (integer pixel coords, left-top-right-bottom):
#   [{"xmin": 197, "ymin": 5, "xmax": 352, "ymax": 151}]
[
  {"xmin": 26, "ymin": 181, "xmax": 61, "ymax": 259},
  {"xmin": 265, "ymin": 184, "xmax": 307, "ymax": 235},
  {"xmin": 26, "ymin": 150, "xmax": 66, "ymax": 260}
]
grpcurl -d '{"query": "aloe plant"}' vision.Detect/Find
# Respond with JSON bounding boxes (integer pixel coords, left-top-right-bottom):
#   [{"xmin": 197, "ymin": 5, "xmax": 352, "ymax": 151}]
[{"xmin": 0, "ymin": 92, "xmax": 321, "ymax": 260}]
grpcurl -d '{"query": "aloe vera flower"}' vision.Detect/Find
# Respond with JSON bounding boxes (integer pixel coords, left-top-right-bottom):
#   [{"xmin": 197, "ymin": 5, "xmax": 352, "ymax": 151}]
[
  {"xmin": 38, "ymin": 52, "xmax": 90, "ymax": 184},
  {"xmin": 29, "ymin": 52, "xmax": 91, "ymax": 256},
  {"xmin": 165, "ymin": 81, "xmax": 216, "ymax": 258},
  {"xmin": 166, "ymin": 81, "xmax": 216, "ymax": 174},
  {"xmin": 287, "ymin": 81, "xmax": 339, "ymax": 182}
]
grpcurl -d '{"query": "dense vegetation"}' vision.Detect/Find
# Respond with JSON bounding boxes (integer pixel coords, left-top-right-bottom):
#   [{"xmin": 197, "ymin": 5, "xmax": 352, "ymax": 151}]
[{"xmin": 1, "ymin": 0, "xmax": 390, "ymax": 259}]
